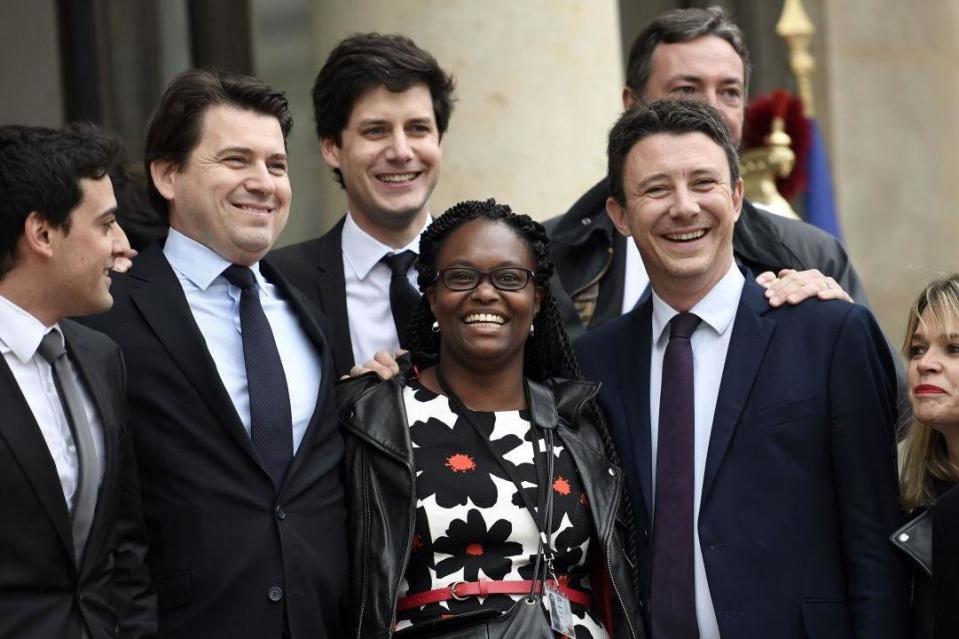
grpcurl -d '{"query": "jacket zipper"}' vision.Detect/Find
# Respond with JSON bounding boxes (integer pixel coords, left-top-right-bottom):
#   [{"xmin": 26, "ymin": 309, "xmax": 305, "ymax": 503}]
[
  {"xmin": 355, "ymin": 447, "xmax": 371, "ymax": 639},
  {"xmin": 388, "ymin": 461, "xmax": 418, "ymax": 630},
  {"xmin": 604, "ymin": 469, "xmax": 639, "ymax": 639}
]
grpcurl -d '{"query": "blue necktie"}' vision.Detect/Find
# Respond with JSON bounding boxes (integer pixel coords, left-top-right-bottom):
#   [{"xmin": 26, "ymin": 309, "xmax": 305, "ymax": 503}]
[
  {"xmin": 650, "ymin": 312, "xmax": 701, "ymax": 639},
  {"xmin": 223, "ymin": 265, "xmax": 293, "ymax": 489}
]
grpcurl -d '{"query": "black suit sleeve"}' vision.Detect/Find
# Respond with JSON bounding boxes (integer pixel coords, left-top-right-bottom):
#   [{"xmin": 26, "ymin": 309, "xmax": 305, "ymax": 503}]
[
  {"xmin": 108, "ymin": 346, "xmax": 159, "ymax": 638},
  {"xmin": 827, "ymin": 304, "xmax": 907, "ymax": 637}
]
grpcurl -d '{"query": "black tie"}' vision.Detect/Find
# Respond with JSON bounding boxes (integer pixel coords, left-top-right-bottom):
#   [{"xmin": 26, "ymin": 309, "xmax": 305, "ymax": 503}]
[
  {"xmin": 222, "ymin": 265, "xmax": 293, "ymax": 489},
  {"xmin": 37, "ymin": 329, "xmax": 100, "ymax": 563},
  {"xmin": 650, "ymin": 312, "xmax": 701, "ymax": 639},
  {"xmin": 381, "ymin": 250, "xmax": 420, "ymax": 347}
]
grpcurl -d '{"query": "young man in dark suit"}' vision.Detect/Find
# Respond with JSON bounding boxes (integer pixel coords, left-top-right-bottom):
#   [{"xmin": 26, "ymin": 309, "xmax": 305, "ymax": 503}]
[
  {"xmin": 576, "ymin": 100, "xmax": 906, "ymax": 638},
  {"xmin": 270, "ymin": 33, "xmax": 454, "ymax": 376},
  {"xmin": 548, "ymin": 6, "xmax": 863, "ymax": 339},
  {"xmin": 82, "ymin": 70, "xmax": 347, "ymax": 639},
  {"xmin": 0, "ymin": 124, "xmax": 156, "ymax": 638}
]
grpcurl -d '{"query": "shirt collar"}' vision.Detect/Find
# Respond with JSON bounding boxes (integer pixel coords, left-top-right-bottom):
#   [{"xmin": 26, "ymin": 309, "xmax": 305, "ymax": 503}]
[
  {"xmin": 341, "ymin": 212, "xmax": 430, "ymax": 280},
  {"xmin": 163, "ymin": 228, "xmax": 268, "ymax": 290},
  {"xmin": 651, "ymin": 262, "xmax": 745, "ymax": 344},
  {"xmin": 0, "ymin": 293, "xmax": 59, "ymax": 364}
]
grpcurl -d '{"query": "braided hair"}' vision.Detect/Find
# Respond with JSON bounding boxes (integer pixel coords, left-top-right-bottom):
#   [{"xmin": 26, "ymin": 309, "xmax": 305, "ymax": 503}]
[{"xmin": 406, "ymin": 198, "xmax": 642, "ymax": 596}]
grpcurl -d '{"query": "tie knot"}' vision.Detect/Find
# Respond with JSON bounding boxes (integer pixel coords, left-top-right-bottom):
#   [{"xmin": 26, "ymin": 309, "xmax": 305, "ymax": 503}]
[
  {"xmin": 381, "ymin": 250, "xmax": 417, "ymax": 277},
  {"xmin": 669, "ymin": 312, "xmax": 701, "ymax": 340},
  {"xmin": 222, "ymin": 265, "xmax": 257, "ymax": 290},
  {"xmin": 37, "ymin": 329, "xmax": 66, "ymax": 364}
]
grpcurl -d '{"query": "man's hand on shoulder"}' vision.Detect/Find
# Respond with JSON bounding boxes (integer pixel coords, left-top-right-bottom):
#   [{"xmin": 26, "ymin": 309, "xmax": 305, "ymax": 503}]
[
  {"xmin": 757, "ymin": 268, "xmax": 853, "ymax": 308},
  {"xmin": 344, "ymin": 349, "xmax": 406, "ymax": 380}
]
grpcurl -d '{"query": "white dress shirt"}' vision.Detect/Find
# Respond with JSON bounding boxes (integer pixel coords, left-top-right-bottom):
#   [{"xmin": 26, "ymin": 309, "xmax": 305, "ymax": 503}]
[
  {"xmin": 0, "ymin": 294, "xmax": 105, "ymax": 510},
  {"xmin": 164, "ymin": 229, "xmax": 321, "ymax": 453},
  {"xmin": 621, "ymin": 237, "xmax": 650, "ymax": 314},
  {"xmin": 341, "ymin": 212, "xmax": 429, "ymax": 366},
  {"xmin": 649, "ymin": 262, "xmax": 744, "ymax": 639}
]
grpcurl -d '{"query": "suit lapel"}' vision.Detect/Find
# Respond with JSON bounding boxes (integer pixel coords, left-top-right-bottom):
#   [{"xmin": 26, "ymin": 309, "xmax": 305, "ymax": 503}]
[
  {"xmin": 61, "ymin": 321, "xmax": 119, "ymax": 568},
  {"xmin": 313, "ymin": 220, "xmax": 354, "ymax": 374},
  {"xmin": 615, "ymin": 301, "xmax": 654, "ymax": 522},
  {"xmin": 0, "ymin": 356, "xmax": 75, "ymax": 562},
  {"xmin": 128, "ymin": 246, "xmax": 265, "ymax": 471},
  {"xmin": 701, "ymin": 279, "xmax": 775, "ymax": 503}
]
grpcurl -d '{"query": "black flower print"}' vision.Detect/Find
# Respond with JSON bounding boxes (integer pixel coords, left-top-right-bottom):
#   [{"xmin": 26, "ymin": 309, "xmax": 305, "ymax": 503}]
[
  {"xmin": 410, "ymin": 397, "xmax": 522, "ymax": 508},
  {"xmin": 396, "ymin": 379, "xmax": 609, "ymax": 637},
  {"xmin": 433, "ymin": 509, "xmax": 525, "ymax": 581}
]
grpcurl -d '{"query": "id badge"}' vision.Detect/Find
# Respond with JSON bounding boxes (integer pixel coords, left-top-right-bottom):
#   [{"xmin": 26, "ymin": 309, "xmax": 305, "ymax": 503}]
[{"xmin": 544, "ymin": 582, "xmax": 576, "ymax": 638}]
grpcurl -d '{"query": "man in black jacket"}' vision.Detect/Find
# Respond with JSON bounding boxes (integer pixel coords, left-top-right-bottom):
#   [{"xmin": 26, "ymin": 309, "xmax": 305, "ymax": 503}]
[
  {"xmin": 82, "ymin": 70, "xmax": 347, "ymax": 639},
  {"xmin": 548, "ymin": 6, "xmax": 866, "ymax": 339},
  {"xmin": 0, "ymin": 124, "xmax": 157, "ymax": 638}
]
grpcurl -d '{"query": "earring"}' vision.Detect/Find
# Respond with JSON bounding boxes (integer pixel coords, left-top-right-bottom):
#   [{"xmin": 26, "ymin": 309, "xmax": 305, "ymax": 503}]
[
  {"xmin": 529, "ymin": 324, "xmax": 535, "ymax": 336},
  {"xmin": 432, "ymin": 321, "xmax": 440, "ymax": 333}
]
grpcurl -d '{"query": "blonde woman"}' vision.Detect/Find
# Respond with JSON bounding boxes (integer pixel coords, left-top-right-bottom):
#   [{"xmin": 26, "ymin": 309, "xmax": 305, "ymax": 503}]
[{"xmin": 892, "ymin": 274, "xmax": 959, "ymax": 639}]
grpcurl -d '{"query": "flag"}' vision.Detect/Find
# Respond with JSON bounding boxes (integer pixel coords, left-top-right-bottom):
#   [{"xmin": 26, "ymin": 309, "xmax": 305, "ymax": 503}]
[{"xmin": 803, "ymin": 119, "xmax": 842, "ymax": 240}]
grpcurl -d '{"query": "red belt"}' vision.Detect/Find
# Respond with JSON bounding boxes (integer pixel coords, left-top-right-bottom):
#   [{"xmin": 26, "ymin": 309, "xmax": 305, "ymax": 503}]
[{"xmin": 397, "ymin": 579, "xmax": 593, "ymax": 612}]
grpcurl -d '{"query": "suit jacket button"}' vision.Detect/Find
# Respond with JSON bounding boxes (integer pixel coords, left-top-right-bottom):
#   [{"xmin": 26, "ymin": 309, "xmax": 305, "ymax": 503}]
[
  {"xmin": 268, "ymin": 585, "xmax": 283, "ymax": 602},
  {"xmin": 275, "ymin": 505, "xmax": 287, "ymax": 520}
]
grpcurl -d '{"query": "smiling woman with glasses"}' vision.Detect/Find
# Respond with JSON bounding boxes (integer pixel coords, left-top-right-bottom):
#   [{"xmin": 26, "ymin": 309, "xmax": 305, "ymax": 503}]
[{"xmin": 336, "ymin": 199, "xmax": 645, "ymax": 639}]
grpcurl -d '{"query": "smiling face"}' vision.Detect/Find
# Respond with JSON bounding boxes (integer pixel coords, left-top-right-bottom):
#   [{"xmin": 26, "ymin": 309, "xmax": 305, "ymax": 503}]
[
  {"xmin": 49, "ymin": 176, "xmax": 124, "ymax": 316},
  {"xmin": 908, "ymin": 310, "xmax": 959, "ymax": 431},
  {"xmin": 322, "ymin": 83, "xmax": 441, "ymax": 246},
  {"xmin": 152, "ymin": 104, "xmax": 291, "ymax": 266},
  {"xmin": 606, "ymin": 131, "xmax": 742, "ymax": 310},
  {"xmin": 427, "ymin": 219, "xmax": 541, "ymax": 372},
  {"xmin": 631, "ymin": 35, "xmax": 746, "ymax": 144}
]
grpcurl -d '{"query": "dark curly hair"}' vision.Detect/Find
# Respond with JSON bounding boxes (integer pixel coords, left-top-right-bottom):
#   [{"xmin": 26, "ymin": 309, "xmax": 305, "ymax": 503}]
[{"xmin": 406, "ymin": 198, "xmax": 641, "ymax": 594}]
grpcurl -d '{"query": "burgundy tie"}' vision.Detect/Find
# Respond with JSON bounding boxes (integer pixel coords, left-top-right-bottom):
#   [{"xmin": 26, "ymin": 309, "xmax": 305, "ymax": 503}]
[{"xmin": 650, "ymin": 312, "xmax": 701, "ymax": 639}]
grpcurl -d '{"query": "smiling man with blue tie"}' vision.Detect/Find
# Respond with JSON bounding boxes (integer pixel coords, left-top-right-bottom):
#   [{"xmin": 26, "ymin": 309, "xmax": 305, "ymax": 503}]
[
  {"xmin": 576, "ymin": 100, "xmax": 906, "ymax": 638},
  {"xmin": 82, "ymin": 70, "xmax": 347, "ymax": 639}
]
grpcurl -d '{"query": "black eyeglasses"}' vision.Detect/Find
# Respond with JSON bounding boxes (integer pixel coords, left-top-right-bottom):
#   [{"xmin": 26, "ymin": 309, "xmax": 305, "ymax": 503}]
[{"xmin": 435, "ymin": 267, "xmax": 536, "ymax": 292}]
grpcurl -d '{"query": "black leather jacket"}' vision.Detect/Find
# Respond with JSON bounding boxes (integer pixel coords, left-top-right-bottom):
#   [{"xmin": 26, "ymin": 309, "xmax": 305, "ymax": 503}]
[
  {"xmin": 337, "ymin": 363, "xmax": 646, "ymax": 639},
  {"xmin": 891, "ymin": 510, "xmax": 934, "ymax": 639}
]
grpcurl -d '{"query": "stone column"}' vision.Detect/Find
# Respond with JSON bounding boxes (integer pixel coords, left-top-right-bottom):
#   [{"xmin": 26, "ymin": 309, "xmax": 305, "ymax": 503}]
[{"xmin": 819, "ymin": 0, "xmax": 959, "ymax": 340}]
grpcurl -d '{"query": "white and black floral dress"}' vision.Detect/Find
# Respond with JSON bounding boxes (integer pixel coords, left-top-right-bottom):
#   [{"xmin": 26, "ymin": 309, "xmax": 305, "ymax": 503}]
[{"xmin": 394, "ymin": 378, "xmax": 610, "ymax": 639}]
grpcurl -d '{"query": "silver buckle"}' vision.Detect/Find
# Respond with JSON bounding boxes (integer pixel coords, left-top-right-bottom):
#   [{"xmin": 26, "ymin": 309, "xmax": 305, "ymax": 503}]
[{"xmin": 449, "ymin": 581, "xmax": 468, "ymax": 601}]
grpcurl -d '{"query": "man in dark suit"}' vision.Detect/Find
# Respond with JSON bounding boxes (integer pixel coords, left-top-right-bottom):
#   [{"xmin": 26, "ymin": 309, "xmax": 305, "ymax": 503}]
[
  {"xmin": 82, "ymin": 70, "xmax": 347, "ymax": 639},
  {"xmin": 270, "ymin": 33, "xmax": 454, "ymax": 376},
  {"xmin": 576, "ymin": 100, "xmax": 906, "ymax": 637},
  {"xmin": 548, "ymin": 6, "xmax": 865, "ymax": 339},
  {"xmin": 0, "ymin": 125, "xmax": 156, "ymax": 638}
]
